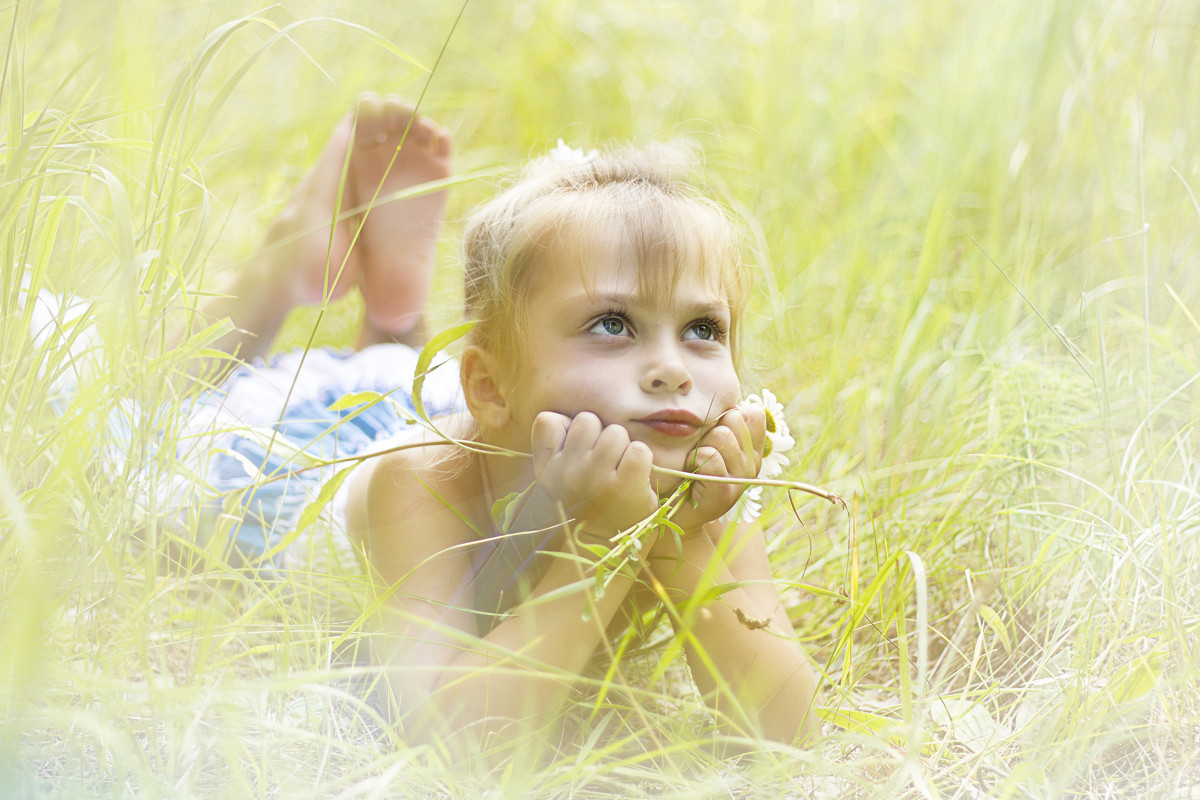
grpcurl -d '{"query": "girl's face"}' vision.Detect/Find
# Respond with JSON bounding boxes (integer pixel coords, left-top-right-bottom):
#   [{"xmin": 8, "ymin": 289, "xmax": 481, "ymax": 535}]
[{"xmin": 500, "ymin": 226, "xmax": 742, "ymax": 477}]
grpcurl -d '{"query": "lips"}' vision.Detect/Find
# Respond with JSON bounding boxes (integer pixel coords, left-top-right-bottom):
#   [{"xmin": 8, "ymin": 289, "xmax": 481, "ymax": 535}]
[{"xmin": 635, "ymin": 409, "xmax": 704, "ymax": 438}]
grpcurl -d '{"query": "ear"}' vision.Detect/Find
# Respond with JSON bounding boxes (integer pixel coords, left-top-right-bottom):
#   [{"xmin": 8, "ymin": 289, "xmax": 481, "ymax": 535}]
[{"xmin": 460, "ymin": 344, "xmax": 512, "ymax": 430}]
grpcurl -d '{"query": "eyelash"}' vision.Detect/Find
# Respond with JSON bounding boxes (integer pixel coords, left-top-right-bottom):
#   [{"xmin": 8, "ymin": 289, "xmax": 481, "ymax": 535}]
[
  {"xmin": 689, "ymin": 314, "xmax": 729, "ymax": 342},
  {"xmin": 590, "ymin": 311, "xmax": 632, "ymax": 337},
  {"xmin": 589, "ymin": 311, "xmax": 729, "ymax": 342}
]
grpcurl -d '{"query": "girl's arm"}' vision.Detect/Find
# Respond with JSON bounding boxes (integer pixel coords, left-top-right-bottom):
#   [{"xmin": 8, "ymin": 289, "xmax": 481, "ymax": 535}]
[
  {"xmin": 646, "ymin": 404, "xmax": 820, "ymax": 746},
  {"xmin": 646, "ymin": 521, "xmax": 820, "ymax": 746},
  {"xmin": 360, "ymin": 413, "xmax": 659, "ymax": 753}
]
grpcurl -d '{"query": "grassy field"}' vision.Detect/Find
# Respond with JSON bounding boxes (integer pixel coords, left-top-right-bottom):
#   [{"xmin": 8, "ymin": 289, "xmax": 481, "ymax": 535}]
[{"xmin": 3, "ymin": 0, "xmax": 1199, "ymax": 797}]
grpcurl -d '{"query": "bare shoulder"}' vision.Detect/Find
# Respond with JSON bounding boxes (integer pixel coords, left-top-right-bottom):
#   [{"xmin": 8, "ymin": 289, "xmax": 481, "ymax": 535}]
[
  {"xmin": 344, "ymin": 412, "xmax": 484, "ymax": 568},
  {"xmin": 346, "ymin": 414, "xmax": 492, "ymax": 670}
]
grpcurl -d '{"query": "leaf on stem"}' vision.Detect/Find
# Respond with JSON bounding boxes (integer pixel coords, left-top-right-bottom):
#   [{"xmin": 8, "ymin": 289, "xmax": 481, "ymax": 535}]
[{"xmin": 411, "ymin": 320, "xmax": 475, "ymax": 425}]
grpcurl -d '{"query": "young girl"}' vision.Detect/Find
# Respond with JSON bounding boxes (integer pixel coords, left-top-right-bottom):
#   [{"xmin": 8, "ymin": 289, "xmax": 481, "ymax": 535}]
[{"xmin": 166, "ymin": 94, "xmax": 819, "ymax": 755}]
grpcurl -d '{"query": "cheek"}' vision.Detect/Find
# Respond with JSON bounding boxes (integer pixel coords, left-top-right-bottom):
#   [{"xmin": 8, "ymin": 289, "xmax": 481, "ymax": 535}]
[
  {"xmin": 529, "ymin": 360, "xmax": 623, "ymax": 416},
  {"xmin": 711, "ymin": 362, "xmax": 743, "ymax": 409},
  {"xmin": 569, "ymin": 368, "xmax": 627, "ymax": 415},
  {"xmin": 727, "ymin": 368, "xmax": 743, "ymax": 404}
]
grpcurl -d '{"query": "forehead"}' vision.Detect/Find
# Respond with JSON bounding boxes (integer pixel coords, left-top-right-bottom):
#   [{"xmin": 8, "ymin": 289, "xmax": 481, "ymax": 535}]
[{"xmin": 533, "ymin": 211, "xmax": 734, "ymax": 312}]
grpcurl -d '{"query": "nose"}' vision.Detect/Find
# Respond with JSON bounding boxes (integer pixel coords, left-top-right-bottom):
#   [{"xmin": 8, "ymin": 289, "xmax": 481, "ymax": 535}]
[{"xmin": 640, "ymin": 335, "xmax": 692, "ymax": 394}]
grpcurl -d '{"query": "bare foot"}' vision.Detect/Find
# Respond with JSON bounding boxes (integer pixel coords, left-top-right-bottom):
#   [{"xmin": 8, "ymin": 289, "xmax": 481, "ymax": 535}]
[
  {"xmin": 266, "ymin": 114, "xmax": 361, "ymax": 307},
  {"xmin": 348, "ymin": 93, "xmax": 452, "ymax": 337}
]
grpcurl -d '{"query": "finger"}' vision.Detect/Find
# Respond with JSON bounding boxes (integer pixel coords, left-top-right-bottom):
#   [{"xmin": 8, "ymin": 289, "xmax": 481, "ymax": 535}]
[
  {"xmin": 615, "ymin": 439, "xmax": 653, "ymax": 483},
  {"xmin": 562, "ymin": 411, "xmax": 603, "ymax": 455},
  {"xmin": 718, "ymin": 404, "xmax": 762, "ymax": 452},
  {"xmin": 690, "ymin": 445, "xmax": 728, "ymax": 478},
  {"xmin": 711, "ymin": 406, "xmax": 765, "ymax": 479},
  {"xmin": 617, "ymin": 440, "xmax": 657, "ymax": 511},
  {"xmin": 592, "ymin": 423, "xmax": 632, "ymax": 471},
  {"xmin": 740, "ymin": 403, "xmax": 767, "ymax": 458},
  {"xmin": 531, "ymin": 411, "xmax": 571, "ymax": 477},
  {"xmin": 726, "ymin": 407, "xmax": 763, "ymax": 479},
  {"xmin": 717, "ymin": 408, "xmax": 754, "ymax": 457},
  {"xmin": 695, "ymin": 424, "xmax": 743, "ymax": 477},
  {"xmin": 739, "ymin": 404, "xmax": 767, "ymax": 478}
]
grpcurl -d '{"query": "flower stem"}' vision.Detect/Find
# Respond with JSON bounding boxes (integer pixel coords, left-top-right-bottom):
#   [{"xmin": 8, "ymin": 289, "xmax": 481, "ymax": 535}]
[{"xmin": 648, "ymin": 465, "xmax": 843, "ymax": 506}]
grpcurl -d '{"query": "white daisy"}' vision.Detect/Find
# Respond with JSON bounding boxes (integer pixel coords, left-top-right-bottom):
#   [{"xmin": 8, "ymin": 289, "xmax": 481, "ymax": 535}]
[
  {"xmin": 721, "ymin": 388, "xmax": 796, "ymax": 523},
  {"xmin": 726, "ymin": 484, "xmax": 763, "ymax": 524},
  {"xmin": 748, "ymin": 388, "xmax": 796, "ymax": 478}
]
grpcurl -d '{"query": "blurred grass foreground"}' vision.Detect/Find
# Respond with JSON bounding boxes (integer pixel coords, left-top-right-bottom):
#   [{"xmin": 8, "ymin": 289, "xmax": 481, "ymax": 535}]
[{"xmin": 2, "ymin": 1, "xmax": 1199, "ymax": 797}]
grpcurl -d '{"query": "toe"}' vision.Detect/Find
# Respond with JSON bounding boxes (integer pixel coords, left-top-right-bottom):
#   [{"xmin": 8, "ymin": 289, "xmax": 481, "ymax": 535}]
[
  {"xmin": 355, "ymin": 91, "xmax": 383, "ymax": 119},
  {"xmin": 435, "ymin": 127, "xmax": 452, "ymax": 157},
  {"xmin": 413, "ymin": 118, "xmax": 433, "ymax": 145},
  {"xmin": 353, "ymin": 96, "xmax": 386, "ymax": 147},
  {"xmin": 382, "ymin": 95, "xmax": 417, "ymax": 128}
]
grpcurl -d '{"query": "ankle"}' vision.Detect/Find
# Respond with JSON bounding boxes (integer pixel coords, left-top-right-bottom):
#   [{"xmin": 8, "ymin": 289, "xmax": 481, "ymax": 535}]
[
  {"xmin": 356, "ymin": 316, "xmax": 426, "ymax": 350},
  {"xmin": 235, "ymin": 242, "xmax": 301, "ymax": 326}
]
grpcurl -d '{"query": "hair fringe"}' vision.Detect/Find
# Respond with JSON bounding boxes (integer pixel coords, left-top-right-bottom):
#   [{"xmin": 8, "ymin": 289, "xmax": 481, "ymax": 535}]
[{"xmin": 460, "ymin": 139, "xmax": 746, "ymax": 382}]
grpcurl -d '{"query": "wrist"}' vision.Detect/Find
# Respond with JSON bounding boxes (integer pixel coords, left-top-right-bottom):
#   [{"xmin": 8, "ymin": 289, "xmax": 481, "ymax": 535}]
[
  {"xmin": 568, "ymin": 505, "xmax": 664, "ymax": 548},
  {"xmin": 646, "ymin": 523, "xmax": 711, "ymax": 564}
]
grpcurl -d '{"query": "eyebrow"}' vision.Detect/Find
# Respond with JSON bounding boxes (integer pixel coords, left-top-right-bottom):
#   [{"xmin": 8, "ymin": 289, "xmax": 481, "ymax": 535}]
[{"xmin": 586, "ymin": 290, "xmax": 731, "ymax": 317}]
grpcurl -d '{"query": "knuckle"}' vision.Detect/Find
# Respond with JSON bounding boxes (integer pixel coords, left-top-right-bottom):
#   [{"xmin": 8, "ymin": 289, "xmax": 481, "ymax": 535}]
[
  {"xmin": 708, "ymin": 427, "xmax": 738, "ymax": 450},
  {"xmin": 746, "ymin": 404, "xmax": 766, "ymax": 427},
  {"xmin": 711, "ymin": 420, "xmax": 736, "ymax": 438},
  {"xmin": 571, "ymin": 412, "xmax": 602, "ymax": 441},
  {"xmin": 535, "ymin": 409, "xmax": 564, "ymax": 429},
  {"xmin": 692, "ymin": 445, "xmax": 722, "ymax": 470},
  {"xmin": 603, "ymin": 422, "xmax": 630, "ymax": 443},
  {"xmin": 533, "ymin": 411, "xmax": 569, "ymax": 444},
  {"xmin": 628, "ymin": 440, "xmax": 652, "ymax": 460},
  {"xmin": 597, "ymin": 425, "xmax": 628, "ymax": 450}
]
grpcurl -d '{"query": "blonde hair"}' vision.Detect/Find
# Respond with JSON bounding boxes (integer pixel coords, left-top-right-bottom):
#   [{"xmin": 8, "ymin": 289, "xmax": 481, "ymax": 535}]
[{"xmin": 461, "ymin": 141, "xmax": 747, "ymax": 367}]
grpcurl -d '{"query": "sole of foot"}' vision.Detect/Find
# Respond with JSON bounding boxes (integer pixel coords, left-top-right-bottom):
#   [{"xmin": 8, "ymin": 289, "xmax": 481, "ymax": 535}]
[
  {"xmin": 269, "ymin": 113, "xmax": 362, "ymax": 308},
  {"xmin": 348, "ymin": 93, "xmax": 452, "ymax": 337}
]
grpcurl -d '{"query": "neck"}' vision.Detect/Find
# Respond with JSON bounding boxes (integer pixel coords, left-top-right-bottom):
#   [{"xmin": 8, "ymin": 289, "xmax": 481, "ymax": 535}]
[{"xmin": 476, "ymin": 425, "xmax": 536, "ymax": 505}]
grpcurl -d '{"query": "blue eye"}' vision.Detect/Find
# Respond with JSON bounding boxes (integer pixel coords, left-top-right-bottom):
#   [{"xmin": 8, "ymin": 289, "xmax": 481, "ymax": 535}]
[
  {"xmin": 589, "ymin": 315, "xmax": 630, "ymax": 336},
  {"xmin": 684, "ymin": 317, "xmax": 727, "ymax": 341}
]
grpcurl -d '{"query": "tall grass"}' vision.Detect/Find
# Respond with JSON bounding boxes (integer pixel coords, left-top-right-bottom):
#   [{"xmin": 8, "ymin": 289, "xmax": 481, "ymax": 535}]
[{"xmin": 2, "ymin": 0, "xmax": 1198, "ymax": 797}]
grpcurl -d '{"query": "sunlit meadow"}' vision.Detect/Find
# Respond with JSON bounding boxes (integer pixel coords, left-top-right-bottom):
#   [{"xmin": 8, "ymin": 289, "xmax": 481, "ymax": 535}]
[{"xmin": 2, "ymin": 1, "xmax": 1198, "ymax": 797}]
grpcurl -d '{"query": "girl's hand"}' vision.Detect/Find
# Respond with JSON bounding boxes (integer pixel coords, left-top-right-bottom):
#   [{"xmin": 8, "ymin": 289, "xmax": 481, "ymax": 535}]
[
  {"xmin": 671, "ymin": 404, "xmax": 766, "ymax": 534},
  {"xmin": 530, "ymin": 411, "xmax": 659, "ymax": 539}
]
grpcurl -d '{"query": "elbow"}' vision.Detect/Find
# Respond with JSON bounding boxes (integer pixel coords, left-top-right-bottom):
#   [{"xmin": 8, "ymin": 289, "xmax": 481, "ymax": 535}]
[
  {"xmin": 749, "ymin": 657, "xmax": 823, "ymax": 747},
  {"xmin": 757, "ymin": 698, "xmax": 821, "ymax": 748},
  {"xmin": 782, "ymin": 705, "xmax": 822, "ymax": 748},
  {"xmin": 380, "ymin": 674, "xmax": 550, "ymax": 761}
]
